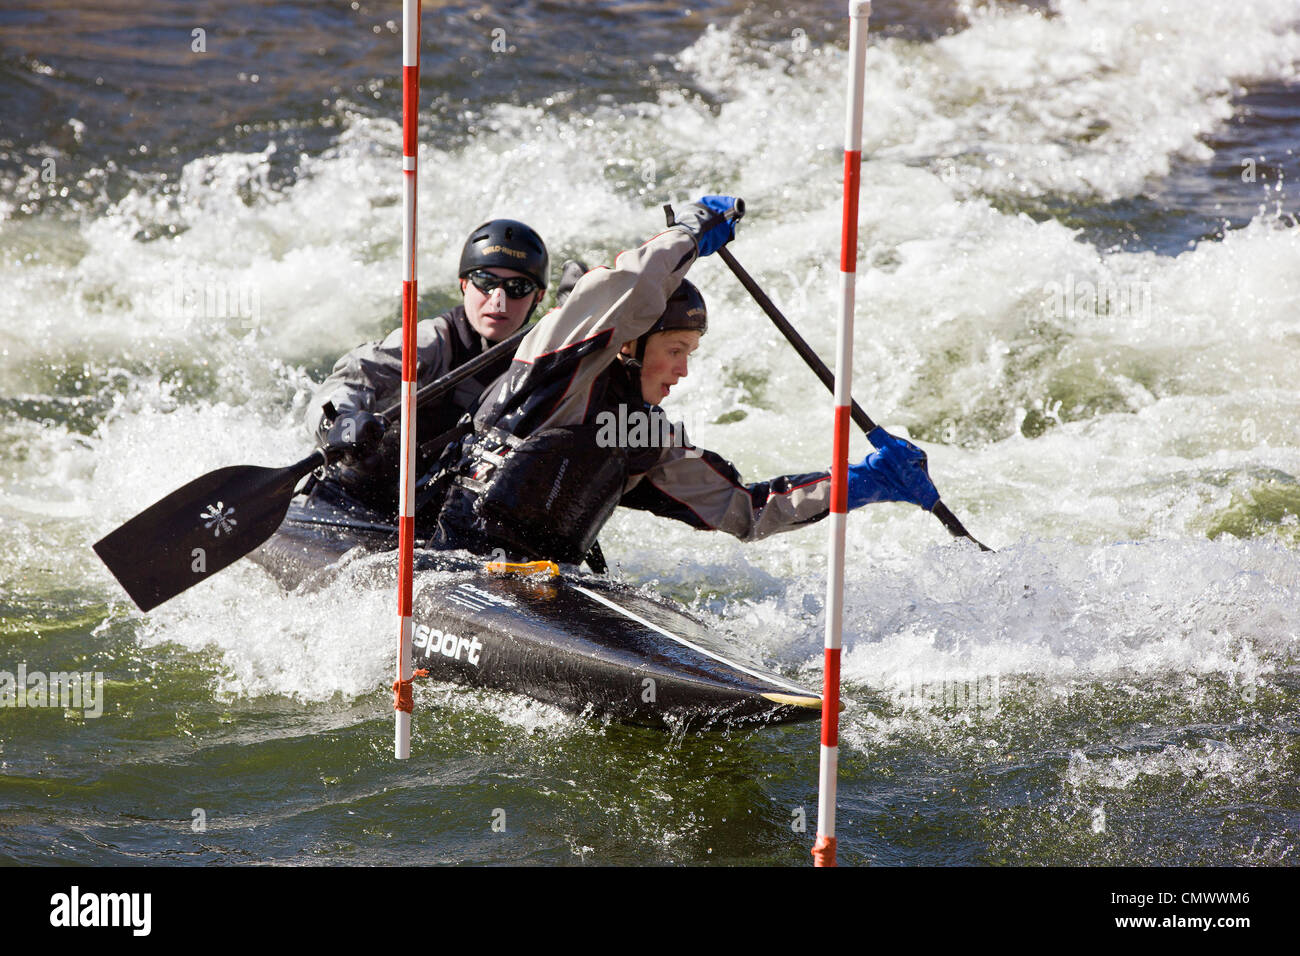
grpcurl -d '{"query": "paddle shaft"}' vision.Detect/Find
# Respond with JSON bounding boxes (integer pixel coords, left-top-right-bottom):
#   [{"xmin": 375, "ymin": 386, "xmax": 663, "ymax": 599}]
[
  {"xmin": 376, "ymin": 320, "xmax": 532, "ymax": 426},
  {"xmin": 716, "ymin": 245, "xmax": 991, "ymax": 551}
]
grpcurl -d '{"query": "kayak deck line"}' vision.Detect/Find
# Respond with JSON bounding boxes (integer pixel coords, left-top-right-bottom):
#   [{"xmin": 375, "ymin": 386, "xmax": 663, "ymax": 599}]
[
  {"xmin": 275, "ymin": 512, "xmax": 400, "ymax": 535},
  {"xmin": 570, "ymin": 582, "xmax": 816, "ymax": 699},
  {"xmin": 760, "ymin": 692, "xmax": 828, "ymax": 710}
]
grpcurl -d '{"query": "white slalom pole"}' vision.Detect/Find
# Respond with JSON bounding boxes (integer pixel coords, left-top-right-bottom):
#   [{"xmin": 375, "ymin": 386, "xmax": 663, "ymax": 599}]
[
  {"xmin": 813, "ymin": 0, "xmax": 870, "ymax": 869},
  {"xmin": 394, "ymin": 0, "xmax": 421, "ymax": 759}
]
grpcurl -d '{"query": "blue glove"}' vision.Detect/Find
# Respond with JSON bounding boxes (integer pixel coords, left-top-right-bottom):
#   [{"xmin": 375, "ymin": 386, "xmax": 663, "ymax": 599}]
[
  {"xmin": 847, "ymin": 428, "xmax": 940, "ymax": 511},
  {"xmin": 671, "ymin": 195, "xmax": 743, "ymax": 257}
]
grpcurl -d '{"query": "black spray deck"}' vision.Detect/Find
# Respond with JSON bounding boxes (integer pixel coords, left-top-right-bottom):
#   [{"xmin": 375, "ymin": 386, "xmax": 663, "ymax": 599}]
[{"xmin": 248, "ymin": 495, "xmax": 828, "ymax": 729}]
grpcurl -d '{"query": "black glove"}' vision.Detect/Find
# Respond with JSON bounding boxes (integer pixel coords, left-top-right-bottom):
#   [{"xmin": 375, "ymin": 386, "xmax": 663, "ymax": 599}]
[
  {"xmin": 326, "ymin": 410, "xmax": 387, "ymax": 459},
  {"xmin": 554, "ymin": 259, "xmax": 588, "ymax": 308}
]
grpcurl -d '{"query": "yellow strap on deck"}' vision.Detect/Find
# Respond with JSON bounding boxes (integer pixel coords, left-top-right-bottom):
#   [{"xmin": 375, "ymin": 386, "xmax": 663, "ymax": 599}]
[{"xmin": 484, "ymin": 559, "xmax": 560, "ymax": 579}]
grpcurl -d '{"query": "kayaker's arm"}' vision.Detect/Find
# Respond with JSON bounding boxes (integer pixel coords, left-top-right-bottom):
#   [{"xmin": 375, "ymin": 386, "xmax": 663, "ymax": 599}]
[
  {"xmin": 621, "ymin": 434, "xmax": 833, "ymax": 542},
  {"xmin": 470, "ymin": 228, "xmax": 700, "ymax": 434},
  {"xmin": 511, "ymin": 196, "xmax": 737, "ymax": 371},
  {"xmin": 305, "ymin": 311, "xmax": 468, "ymax": 443},
  {"xmin": 620, "ymin": 423, "xmax": 943, "ymax": 540},
  {"xmin": 512, "ymin": 229, "xmax": 698, "ymax": 361},
  {"xmin": 468, "ymin": 200, "xmax": 738, "ymax": 436}
]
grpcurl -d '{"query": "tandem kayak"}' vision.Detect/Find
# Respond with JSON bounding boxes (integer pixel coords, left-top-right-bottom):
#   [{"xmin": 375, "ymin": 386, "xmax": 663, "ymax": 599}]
[{"xmin": 247, "ymin": 493, "xmax": 830, "ymax": 730}]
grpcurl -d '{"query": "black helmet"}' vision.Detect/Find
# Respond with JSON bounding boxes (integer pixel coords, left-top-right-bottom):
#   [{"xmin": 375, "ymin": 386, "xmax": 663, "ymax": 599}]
[
  {"xmin": 648, "ymin": 280, "xmax": 707, "ymax": 336},
  {"xmin": 458, "ymin": 219, "xmax": 549, "ymax": 289},
  {"xmin": 632, "ymin": 280, "xmax": 707, "ymax": 365}
]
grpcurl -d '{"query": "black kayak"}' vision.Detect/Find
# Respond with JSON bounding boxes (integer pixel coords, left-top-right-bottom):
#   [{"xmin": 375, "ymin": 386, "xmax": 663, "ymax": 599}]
[{"xmin": 247, "ymin": 493, "xmax": 829, "ymax": 730}]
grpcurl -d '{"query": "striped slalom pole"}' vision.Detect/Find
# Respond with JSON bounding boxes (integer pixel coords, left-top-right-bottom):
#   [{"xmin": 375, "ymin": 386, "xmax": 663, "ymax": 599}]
[
  {"xmin": 393, "ymin": 0, "xmax": 421, "ymax": 760},
  {"xmin": 813, "ymin": 0, "xmax": 871, "ymax": 869}
]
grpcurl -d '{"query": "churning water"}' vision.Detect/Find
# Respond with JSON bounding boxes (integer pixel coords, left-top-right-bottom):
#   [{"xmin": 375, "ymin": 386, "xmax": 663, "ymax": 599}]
[{"xmin": 2, "ymin": 0, "xmax": 1298, "ymax": 868}]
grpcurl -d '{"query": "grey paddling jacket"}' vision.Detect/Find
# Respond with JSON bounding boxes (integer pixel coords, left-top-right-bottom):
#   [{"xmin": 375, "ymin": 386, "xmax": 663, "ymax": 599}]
[
  {"xmin": 441, "ymin": 226, "xmax": 833, "ymax": 548},
  {"xmin": 305, "ymin": 305, "xmax": 515, "ymax": 512}
]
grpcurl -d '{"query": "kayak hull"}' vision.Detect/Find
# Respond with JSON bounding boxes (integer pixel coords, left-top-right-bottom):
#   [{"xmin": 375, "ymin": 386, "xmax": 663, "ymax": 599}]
[{"xmin": 249, "ymin": 495, "xmax": 826, "ymax": 730}]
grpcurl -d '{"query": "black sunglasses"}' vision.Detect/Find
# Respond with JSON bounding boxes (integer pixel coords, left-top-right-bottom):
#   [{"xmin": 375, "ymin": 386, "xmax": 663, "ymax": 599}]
[{"xmin": 466, "ymin": 270, "xmax": 539, "ymax": 300}]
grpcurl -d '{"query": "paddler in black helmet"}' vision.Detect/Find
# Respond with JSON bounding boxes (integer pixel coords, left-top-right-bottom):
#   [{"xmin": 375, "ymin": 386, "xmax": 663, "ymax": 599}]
[
  {"xmin": 427, "ymin": 196, "xmax": 941, "ymax": 565},
  {"xmin": 621, "ymin": 279, "xmax": 707, "ymax": 406},
  {"xmin": 305, "ymin": 218, "xmax": 585, "ymax": 516}
]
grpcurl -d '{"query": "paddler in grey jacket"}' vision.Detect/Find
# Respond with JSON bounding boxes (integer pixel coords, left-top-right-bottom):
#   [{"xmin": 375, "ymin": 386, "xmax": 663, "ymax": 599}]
[
  {"xmin": 304, "ymin": 218, "xmax": 583, "ymax": 516},
  {"xmin": 428, "ymin": 196, "xmax": 942, "ymax": 563}
]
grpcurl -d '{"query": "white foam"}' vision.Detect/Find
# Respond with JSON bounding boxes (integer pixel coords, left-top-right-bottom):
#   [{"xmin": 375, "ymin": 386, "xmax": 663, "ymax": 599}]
[
  {"xmin": 134, "ymin": 555, "xmax": 393, "ymax": 702},
  {"xmin": 670, "ymin": 1, "xmax": 1300, "ymax": 199},
  {"xmin": 1065, "ymin": 737, "xmax": 1281, "ymax": 792}
]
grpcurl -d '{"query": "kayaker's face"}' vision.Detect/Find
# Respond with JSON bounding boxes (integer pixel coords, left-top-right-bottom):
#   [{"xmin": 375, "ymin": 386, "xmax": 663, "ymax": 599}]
[
  {"xmin": 460, "ymin": 267, "xmax": 544, "ymax": 342},
  {"xmin": 633, "ymin": 330, "xmax": 701, "ymax": 405}
]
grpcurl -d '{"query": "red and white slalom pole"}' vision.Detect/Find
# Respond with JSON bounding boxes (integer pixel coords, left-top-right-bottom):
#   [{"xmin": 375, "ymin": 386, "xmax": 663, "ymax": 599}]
[
  {"xmin": 813, "ymin": 0, "xmax": 871, "ymax": 869},
  {"xmin": 394, "ymin": 0, "xmax": 422, "ymax": 759}
]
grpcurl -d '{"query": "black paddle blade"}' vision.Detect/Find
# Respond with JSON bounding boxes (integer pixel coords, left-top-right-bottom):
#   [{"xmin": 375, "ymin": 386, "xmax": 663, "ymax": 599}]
[{"xmin": 93, "ymin": 453, "xmax": 322, "ymax": 612}]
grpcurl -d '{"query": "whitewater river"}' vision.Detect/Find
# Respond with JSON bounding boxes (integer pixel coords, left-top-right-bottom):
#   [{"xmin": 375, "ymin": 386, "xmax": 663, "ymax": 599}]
[{"xmin": 2, "ymin": 0, "xmax": 1298, "ymax": 872}]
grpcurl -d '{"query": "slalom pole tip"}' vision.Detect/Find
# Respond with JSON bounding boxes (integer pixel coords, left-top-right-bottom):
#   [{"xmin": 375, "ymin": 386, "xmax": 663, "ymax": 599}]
[
  {"xmin": 849, "ymin": 0, "xmax": 871, "ymax": 18},
  {"xmin": 811, "ymin": 833, "xmax": 838, "ymax": 867}
]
